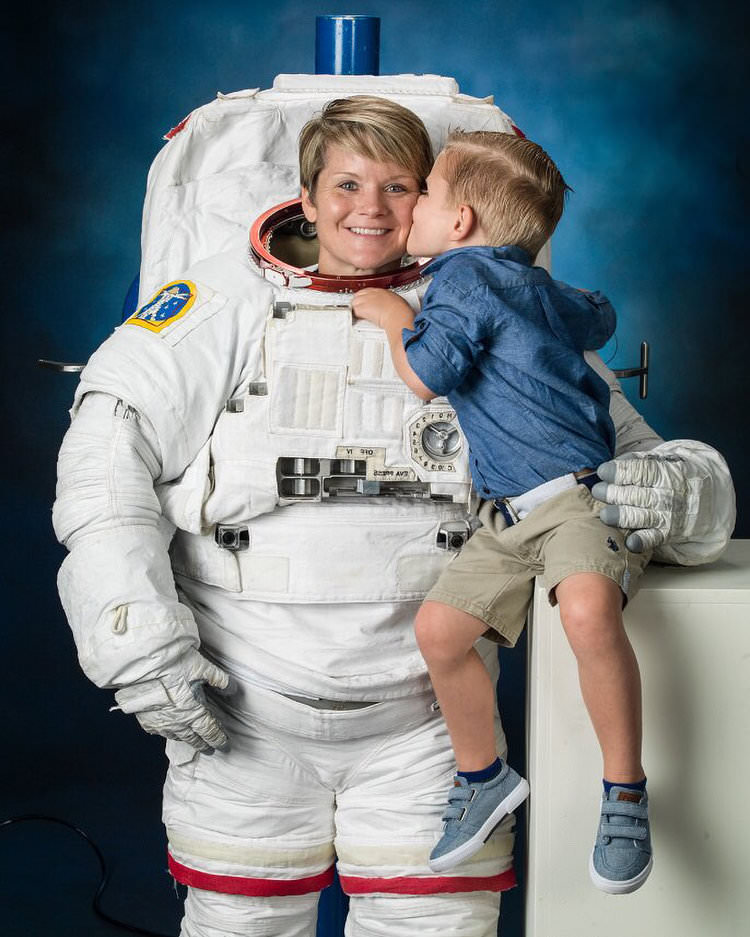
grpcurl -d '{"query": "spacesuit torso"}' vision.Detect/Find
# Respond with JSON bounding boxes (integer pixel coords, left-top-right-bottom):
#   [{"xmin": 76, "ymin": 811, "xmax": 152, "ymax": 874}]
[{"xmin": 76, "ymin": 240, "xmax": 491, "ymax": 700}]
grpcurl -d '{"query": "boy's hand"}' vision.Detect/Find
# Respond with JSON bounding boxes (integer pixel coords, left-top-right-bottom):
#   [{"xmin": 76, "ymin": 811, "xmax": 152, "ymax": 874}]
[
  {"xmin": 351, "ymin": 287, "xmax": 435, "ymax": 401},
  {"xmin": 352, "ymin": 288, "xmax": 413, "ymax": 328}
]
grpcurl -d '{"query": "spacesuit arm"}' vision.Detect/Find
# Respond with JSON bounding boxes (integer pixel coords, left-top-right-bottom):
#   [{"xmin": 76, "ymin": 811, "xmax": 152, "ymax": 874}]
[
  {"xmin": 53, "ymin": 392, "xmax": 201, "ymax": 687},
  {"xmin": 53, "ymin": 391, "xmax": 233, "ymax": 751},
  {"xmin": 52, "ymin": 269, "xmax": 272, "ymax": 749},
  {"xmin": 586, "ymin": 351, "xmax": 736, "ymax": 565}
]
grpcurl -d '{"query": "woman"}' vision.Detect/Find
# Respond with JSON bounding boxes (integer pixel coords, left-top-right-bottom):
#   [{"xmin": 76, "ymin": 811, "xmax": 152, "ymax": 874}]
[{"xmin": 54, "ymin": 95, "xmax": 732, "ymax": 937}]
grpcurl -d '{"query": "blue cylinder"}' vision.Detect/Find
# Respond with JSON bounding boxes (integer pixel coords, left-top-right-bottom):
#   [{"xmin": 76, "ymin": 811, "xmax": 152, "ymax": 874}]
[{"xmin": 315, "ymin": 15, "xmax": 380, "ymax": 75}]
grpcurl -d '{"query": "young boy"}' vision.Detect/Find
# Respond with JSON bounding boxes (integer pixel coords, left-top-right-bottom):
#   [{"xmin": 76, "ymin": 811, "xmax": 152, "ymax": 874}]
[{"xmin": 352, "ymin": 131, "xmax": 653, "ymax": 894}]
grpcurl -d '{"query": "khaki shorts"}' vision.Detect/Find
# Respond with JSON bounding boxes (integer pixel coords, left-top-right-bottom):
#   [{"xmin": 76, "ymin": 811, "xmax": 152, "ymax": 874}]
[{"xmin": 426, "ymin": 484, "xmax": 652, "ymax": 647}]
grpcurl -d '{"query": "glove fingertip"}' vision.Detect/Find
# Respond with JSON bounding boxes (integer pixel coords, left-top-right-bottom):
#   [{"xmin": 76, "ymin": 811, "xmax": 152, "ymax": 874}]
[
  {"xmin": 626, "ymin": 527, "xmax": 666, "ymax": 553},
  {"xmin": 216, "ymin": 675, "xmax": 238, "ymax": 696},
  {"xmin": 596, "ymin": 460, "xmax": 617, "ymax": 483},
  {"xmin": 598, "ymin": 504, "xmax": 620, "ymax": 526},
  {"xmin": 206, "ymin": 665, "xmax": 233, "ymax": 691},
  {"xmin": 590, "ymin": 481, "xmax": 608, "ymax": 503},
  {"xmin": 625, "ymin": 532, "xmax": 645, "ymax": 553},
  {"xmin": 201, "ymin": 731, "xmax": 229, "ymax": 754}
]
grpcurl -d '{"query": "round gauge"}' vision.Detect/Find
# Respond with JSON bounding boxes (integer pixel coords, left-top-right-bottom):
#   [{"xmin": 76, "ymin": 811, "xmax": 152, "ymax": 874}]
[{"xmin": 421, "ymin": 420, "xmax": 461, "ymax": 461}]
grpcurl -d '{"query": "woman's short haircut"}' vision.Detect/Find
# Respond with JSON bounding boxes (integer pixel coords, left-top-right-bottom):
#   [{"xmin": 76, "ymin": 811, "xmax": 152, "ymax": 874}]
[
  {"xmin": 440, "ymin": 130, "xmax": 571, "ymax": 257},
  {"xmin": 299, "ymin": 96, "xmax": 433, "ymax": 196}
]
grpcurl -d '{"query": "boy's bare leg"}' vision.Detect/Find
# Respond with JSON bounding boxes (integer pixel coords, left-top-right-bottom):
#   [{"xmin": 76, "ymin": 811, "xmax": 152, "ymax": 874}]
[
  {"xmin": 555, "ymin": 572, "xmax": 645, "ymax": 782},
  {"xmin": 415, "ymin": 601, "xmax": 497, "ymax": 771}
]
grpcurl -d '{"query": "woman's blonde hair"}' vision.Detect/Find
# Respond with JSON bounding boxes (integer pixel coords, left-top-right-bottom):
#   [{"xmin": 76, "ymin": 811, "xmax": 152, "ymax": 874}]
[
  {"xmin": 440, "ymin": 130, "xmax": 571, "ymax": 256},
  {"xmin": 299, "ymin": 96, "xmax": 433, "ymax": 196}
]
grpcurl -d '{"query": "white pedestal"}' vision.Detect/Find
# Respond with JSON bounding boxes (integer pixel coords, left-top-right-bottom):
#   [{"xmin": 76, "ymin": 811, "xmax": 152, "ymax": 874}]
[{"xmin": 525, "ymin": 540, "xmax": 750, "ymax": 937}]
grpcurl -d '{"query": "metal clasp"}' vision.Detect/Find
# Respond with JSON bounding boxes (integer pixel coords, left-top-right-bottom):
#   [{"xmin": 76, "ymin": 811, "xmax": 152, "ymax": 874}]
[
  {"xmin": 215, "ymin": 526, "xmax": 249, "ymax": 551},
  {"xmin": 272, "ymin": 301, "xmax": 294, "ymax": 318},
  {"xmin": 436, "ymin": 520, "xmax": 473, "ymax": 552},
  {"xmin": 225, "ymin": 382, "xmax": 268, "ymax": 412}
]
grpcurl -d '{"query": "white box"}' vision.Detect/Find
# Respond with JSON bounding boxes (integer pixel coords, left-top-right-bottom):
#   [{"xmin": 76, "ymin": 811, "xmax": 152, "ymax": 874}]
[{"xmin": 525, "ymin": 540, "xmax": 750, "ymax": 937}]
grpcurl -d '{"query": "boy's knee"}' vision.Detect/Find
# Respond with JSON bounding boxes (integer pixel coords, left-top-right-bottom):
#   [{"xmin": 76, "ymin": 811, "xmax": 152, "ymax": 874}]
[
  {"xmin": 415, "ymin": 603, "xmax": 459, "ymax": 664},
  {"xmin": 556, "ymin": 575, "xmax": 624, "ymax": 646},
  {"xmin": 414, "ymin": 602, "xmax": 441, "ymax": 656},
  {"xmin": 415, "ymin": 602, "xmax": 485, "ymax": 667}
]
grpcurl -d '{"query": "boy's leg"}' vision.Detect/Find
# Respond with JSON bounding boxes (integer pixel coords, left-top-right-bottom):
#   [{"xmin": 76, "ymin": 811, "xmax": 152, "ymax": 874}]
[
  {"xmin": 554, "ymin": 571, "xmax": 652, "ymax": 894},
  {"xmin": 554, "ymin": 572, "xmax": 644, "ymax": 783},
  {"xmin": 415, "ymin": 601, "xmax": 497, "ymax": 771},
  {"xmin": 414, "ymin": 600, "xmax": 529, "ymax": 872}
]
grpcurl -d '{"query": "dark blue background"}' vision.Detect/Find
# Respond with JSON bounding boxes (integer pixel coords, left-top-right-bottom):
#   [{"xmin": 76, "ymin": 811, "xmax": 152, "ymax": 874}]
[{"xmin": 3, "ymin": 2, "xmax": 747, "ymax": 935}]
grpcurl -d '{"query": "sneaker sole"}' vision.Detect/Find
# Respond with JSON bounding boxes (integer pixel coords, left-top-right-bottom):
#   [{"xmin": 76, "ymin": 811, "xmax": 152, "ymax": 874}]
[
  {"xmin": 428, "ymin": 778, "xmax": 530, "ymax": 873},
  {"xmin": 588, "ymin": 852, "xmax": 653, "ymax": 895}
]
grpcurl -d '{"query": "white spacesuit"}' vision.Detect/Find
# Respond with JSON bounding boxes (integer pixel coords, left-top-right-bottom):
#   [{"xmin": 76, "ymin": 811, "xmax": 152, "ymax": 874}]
[{"xmin": 53, "ymin": 75, "xmax": 735, "ymax": 937}]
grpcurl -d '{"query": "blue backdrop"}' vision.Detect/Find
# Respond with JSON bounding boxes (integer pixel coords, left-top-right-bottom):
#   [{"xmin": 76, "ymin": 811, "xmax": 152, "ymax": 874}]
[{"xmin": 3, "ymin": 2, "xmax": 747, "ymax": 935}]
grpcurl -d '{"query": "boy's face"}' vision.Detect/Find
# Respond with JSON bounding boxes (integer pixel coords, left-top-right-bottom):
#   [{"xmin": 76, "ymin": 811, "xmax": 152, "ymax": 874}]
[{"xmin": 406, "ymin": 156, "xmax": 460, "ymax": 258}]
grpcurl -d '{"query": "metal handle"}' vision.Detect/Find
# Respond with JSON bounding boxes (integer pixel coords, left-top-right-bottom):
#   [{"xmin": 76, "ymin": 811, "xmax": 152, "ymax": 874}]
[
  {"xmin": 612, "ymin": 341, "xmax": 649, "ymax": 398},
  {"xmin": 37, "ymin": 359, "xmax": 85, "ymax": 373}
]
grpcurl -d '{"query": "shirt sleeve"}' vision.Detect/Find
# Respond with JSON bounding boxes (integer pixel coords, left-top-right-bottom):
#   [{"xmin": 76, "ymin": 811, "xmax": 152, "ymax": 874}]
[{"xmin": 403, "ymin": 281, "xmax": 486, "ymax": 397}]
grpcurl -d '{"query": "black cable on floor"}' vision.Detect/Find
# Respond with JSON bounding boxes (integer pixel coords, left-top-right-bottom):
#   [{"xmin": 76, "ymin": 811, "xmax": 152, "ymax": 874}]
[{"xmin": 1, "ymin": 814, "xmax": 177, "ymax": 937}]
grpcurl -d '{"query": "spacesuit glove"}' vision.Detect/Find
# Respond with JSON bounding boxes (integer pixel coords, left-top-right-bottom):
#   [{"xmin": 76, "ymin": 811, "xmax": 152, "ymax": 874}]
[
  {"xmin": 112, "ymin": 649, "xmax": 234, "ymax": 753},
  {"xmin": 591, "ymin": 440, "xmax": 735, "ymax": 565}
]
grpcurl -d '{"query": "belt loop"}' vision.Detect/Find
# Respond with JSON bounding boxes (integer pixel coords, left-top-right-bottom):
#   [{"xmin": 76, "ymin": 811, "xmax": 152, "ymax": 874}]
[{"xmin": 494, "ymin": 498, "xmax": 518, "ymax": 527}]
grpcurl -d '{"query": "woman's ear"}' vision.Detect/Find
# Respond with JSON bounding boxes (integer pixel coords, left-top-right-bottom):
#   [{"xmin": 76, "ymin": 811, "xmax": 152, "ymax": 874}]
[{"xmin": 301, "ymin": 187, "xmax": 317, "ymax": 222}]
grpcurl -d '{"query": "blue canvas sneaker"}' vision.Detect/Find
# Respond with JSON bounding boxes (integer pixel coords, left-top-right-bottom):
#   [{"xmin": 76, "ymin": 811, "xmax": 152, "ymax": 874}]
[
  {"xmin": 429, "ymin": 763, "xmax": 530, "ymax": 872},
  {"xmin": 589, "ymin": 786, "xmax": 653, "ymax": 894}
]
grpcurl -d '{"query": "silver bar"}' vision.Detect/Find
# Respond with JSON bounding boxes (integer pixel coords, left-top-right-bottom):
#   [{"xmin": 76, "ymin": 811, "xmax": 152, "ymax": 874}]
[{"xmin": 38, "ymin": 359, "xmax": 85, "ymax": 373}]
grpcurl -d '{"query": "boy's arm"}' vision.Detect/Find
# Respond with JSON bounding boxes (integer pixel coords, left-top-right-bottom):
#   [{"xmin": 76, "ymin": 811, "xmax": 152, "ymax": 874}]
[{"xmin": 352, "ymin": 288, "xmax": 436, "ymax": 400}]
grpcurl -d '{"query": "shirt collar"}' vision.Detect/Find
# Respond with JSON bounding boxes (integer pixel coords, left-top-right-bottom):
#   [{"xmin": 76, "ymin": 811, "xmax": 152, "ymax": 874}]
[{"xmin": 422, "ymin": 244, "xmax": 532, "ymax": 275}]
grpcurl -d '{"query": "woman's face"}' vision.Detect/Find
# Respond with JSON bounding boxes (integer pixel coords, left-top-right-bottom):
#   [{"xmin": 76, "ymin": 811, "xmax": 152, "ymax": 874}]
[{"xmin": 301, "ymin": 144, "xmax": 422, "ymax": 277}]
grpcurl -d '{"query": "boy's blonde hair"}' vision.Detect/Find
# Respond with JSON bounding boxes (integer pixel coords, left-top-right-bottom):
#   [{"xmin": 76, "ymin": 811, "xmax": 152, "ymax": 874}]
[
  {"xmin": 440, "ymin": 130, "xmax": 570, "ymax": 256},
  {"xmin": 299, "ymin": 96, "xmax": 433, "ymax": 197}
]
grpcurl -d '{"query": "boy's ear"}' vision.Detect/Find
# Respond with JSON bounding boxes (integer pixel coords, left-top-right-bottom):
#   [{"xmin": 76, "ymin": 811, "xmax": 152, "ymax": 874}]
[{"xmin": 451, "ymin": 204, "xmax": 477, "ymax": 242}]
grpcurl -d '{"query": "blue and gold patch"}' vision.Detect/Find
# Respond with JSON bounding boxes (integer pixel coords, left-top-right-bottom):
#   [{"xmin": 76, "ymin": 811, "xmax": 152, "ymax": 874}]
[{"xmin": 128, "ymin": 280, "xmax": 197, "ymax": 332}]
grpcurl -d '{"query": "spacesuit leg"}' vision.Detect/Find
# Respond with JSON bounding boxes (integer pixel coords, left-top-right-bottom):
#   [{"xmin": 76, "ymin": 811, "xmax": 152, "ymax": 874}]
[
  {"xmin": 344, "ymin": 892, "xmax": 500, "ymax": 937},
  {"xmin": 163, "ymin": 693, "xmax": 338, "ymax": 898},
  {"xmin": 181, "ymin": 888, "xmax": 319, "ymax": 937},
  {"xmin": 335, "ymin": 642, "xmax": 514, "ymax": 937}
]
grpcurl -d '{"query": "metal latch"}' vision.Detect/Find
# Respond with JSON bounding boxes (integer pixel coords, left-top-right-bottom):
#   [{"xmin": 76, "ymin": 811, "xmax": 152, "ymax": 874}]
[
  {"xmin": 272, "ymin": 302, "xmax": 294, "ymax": 319},
  {"xmin": 226, "ymin": 382, "xmax": 268, "ymax": 412},
  {"xmin": 37, "ymin": 359, "xmax": 85, "ymax": 373},
  {"xmin": 436, "ymin": 520, "xmax": 474, "ymax": 552},
  {"xmin": 272, "ymin": 301, "xmax": 352, "ymax": 319},
  {"xmin": 215, "ymin": 526, "xmax": 249, "ymax": 551}
]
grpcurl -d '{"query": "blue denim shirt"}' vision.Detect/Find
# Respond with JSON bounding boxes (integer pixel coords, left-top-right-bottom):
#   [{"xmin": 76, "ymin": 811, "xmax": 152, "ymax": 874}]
[{"xmin": 404, "ymin": 246, "xmax": 616, "ymax": 498}]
